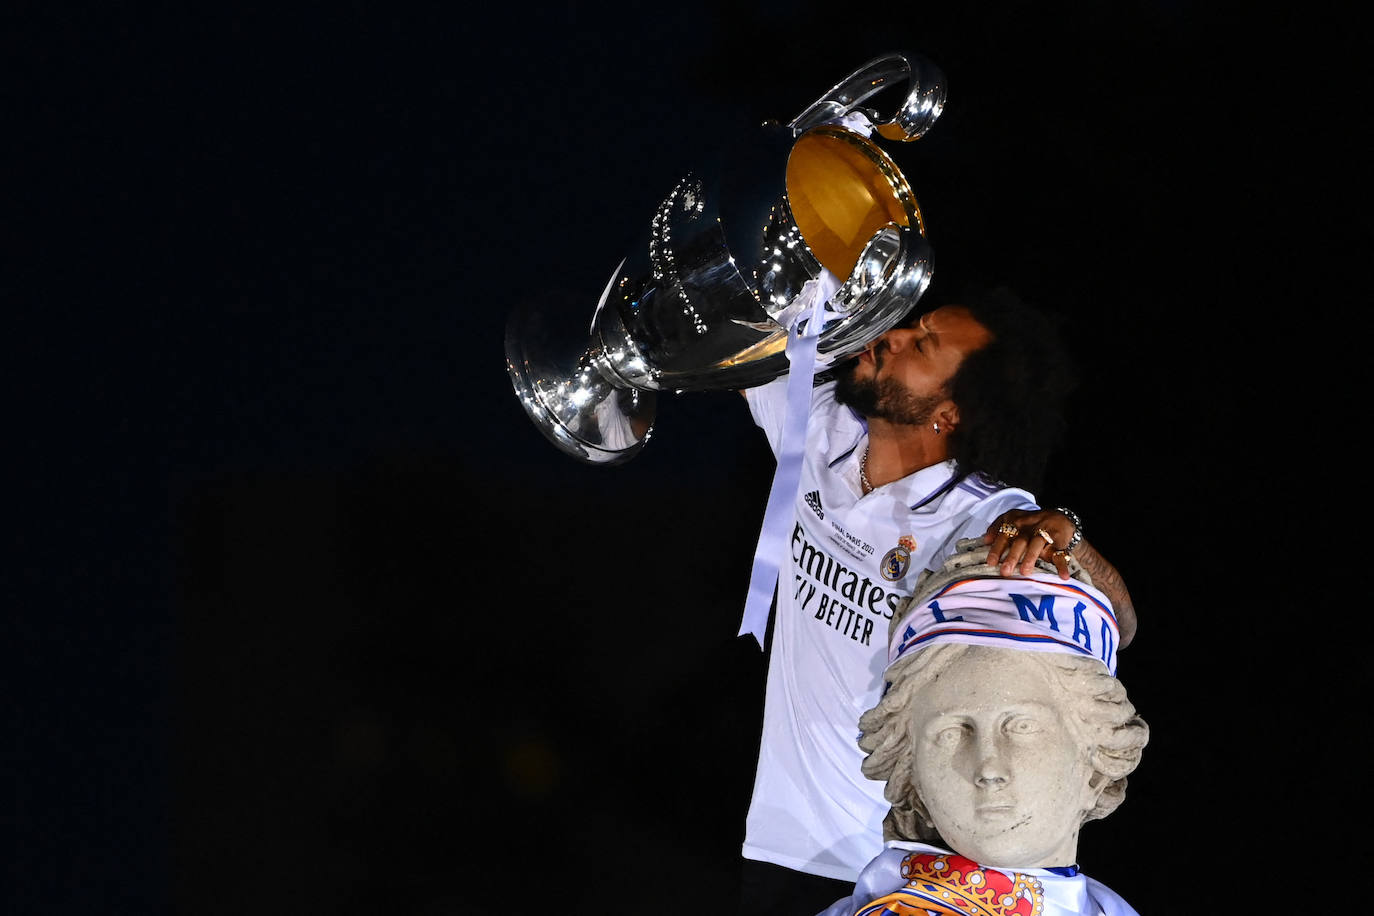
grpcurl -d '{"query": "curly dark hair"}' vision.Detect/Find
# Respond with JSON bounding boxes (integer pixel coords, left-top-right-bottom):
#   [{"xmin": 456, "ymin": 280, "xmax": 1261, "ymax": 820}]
[{"xmin": 925, "ymin": 284, "xmax": 1077, "ymax": 492}]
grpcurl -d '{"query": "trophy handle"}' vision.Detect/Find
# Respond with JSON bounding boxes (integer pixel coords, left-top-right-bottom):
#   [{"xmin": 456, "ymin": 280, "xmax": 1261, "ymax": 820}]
[{"xmin": 787, "ymin": 52, "xmax": 946, "ymax": 142}]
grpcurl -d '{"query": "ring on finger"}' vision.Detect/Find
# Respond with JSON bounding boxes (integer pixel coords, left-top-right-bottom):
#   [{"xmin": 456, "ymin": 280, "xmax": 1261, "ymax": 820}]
[
  {"xmin": 998, "ymin": 522, "xmax": 1019, "ymax": 537},
  {"xmin": 1052, "ymin": 549, "xmax": 1073, "ymax": 563},
  {"xmin": 1034, "ymin": 528, "xmax": 1055, "ymax": 548}
]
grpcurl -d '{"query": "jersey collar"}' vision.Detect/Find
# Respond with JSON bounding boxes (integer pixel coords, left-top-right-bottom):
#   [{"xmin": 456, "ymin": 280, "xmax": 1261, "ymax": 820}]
[{"xmin": 827, "ymin": 411, "xmax": 962, "ymax": 510}]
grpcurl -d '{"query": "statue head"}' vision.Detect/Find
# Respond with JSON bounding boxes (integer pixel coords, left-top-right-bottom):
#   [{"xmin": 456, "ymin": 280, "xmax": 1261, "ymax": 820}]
[{"xmin": 858, "ymin": 541, "xmax": 1148, "ymax": 868}]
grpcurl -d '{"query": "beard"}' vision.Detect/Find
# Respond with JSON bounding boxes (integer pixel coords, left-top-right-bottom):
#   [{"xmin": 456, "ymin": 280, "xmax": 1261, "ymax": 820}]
[{"xmin": 833, "ymin": 358, "xmax": 943, "ymax": 426}]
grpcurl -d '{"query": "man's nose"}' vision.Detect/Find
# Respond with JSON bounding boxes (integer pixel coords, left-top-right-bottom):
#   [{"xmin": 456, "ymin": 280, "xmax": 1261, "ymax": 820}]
[{"xmin": 879, "ymin": 327, "xmax": 920, "ymax": 352}]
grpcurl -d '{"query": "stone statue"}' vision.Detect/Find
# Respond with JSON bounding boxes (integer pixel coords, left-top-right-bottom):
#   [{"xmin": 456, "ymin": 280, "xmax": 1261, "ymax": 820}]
[{"xmin": 817, "ymin": 540, "xmax": 1149, "ymax": 915}]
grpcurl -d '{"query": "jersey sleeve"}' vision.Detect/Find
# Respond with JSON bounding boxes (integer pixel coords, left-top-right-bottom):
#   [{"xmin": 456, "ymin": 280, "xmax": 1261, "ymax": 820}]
[
  {"xmin": 951, "ymin": 483, "xmax": 1039, "ymax": 542},
  {"xmin": 741, "ymin": 374, "xmax": 793, "ymax": 456},
  {"xmin": 920, "ymin": 478, "xmax": 1039, "ymax": 570}
]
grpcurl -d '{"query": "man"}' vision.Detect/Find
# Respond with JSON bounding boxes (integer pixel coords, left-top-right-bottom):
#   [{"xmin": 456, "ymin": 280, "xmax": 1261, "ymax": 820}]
[
  {"xmin": 736, "ymin": 285, "xmax": 1136, "ymax": 913},
  {"xmin": 816, "ymin": 540, "xmax": 1148, "ymax": 915}
]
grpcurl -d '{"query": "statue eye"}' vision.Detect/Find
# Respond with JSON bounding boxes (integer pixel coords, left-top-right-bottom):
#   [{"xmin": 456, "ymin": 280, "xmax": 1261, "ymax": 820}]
[
  {"xmin": 933, "ymin": 724, "xmax": 967, "ymax": 747},
  {"xmin": 1004, "ymin": 716, "xmax": 1042, "ymax": 736}
]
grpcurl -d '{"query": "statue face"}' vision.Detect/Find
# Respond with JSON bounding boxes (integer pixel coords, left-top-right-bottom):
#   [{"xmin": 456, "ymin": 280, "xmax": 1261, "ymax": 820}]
[{"xmin": 910, "ymin": 648, "xmax": 1098, "ymax": 868}]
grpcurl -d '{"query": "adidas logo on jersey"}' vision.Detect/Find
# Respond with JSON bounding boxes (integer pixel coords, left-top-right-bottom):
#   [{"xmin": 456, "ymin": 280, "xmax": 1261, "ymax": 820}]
[{"xmin": 804, "ymin": 490, "xmax": 824, "ymax": 519}]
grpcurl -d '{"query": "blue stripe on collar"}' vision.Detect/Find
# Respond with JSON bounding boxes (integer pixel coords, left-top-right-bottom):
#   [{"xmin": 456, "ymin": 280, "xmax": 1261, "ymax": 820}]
[
  {"xmin": 909, "ymin": 473, "xmax": 959, "ymax": 510},
  {"xmin": 829, "ymin": 441, "xmax": 859, "ymax": 468}
]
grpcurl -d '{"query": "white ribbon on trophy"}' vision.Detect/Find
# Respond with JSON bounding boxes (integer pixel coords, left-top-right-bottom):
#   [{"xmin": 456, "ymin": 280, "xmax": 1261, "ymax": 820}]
[
  {"xmin": 737, "ymin": 109, "xmax": 876, "ymax": 650},
  {"xmin": 738, "ymin": 269, "xmax": 843, "ymax": 649}
]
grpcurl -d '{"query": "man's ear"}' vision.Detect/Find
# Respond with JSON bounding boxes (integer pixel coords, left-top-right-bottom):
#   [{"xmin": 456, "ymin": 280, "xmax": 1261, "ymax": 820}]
[{"xmin": 935, "ymin": 400, "xmax": 960, "ymax": 433}]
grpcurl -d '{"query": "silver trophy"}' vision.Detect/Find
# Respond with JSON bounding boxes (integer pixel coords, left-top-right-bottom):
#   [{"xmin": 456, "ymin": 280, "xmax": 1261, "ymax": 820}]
[{"xmin": 505, "ymin": 52, "xmax": 946, "ymax": 464}]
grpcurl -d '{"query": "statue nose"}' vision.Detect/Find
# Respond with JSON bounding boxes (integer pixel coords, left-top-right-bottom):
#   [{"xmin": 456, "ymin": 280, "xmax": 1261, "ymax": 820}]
[
  {"xmin": 973, "ymin": 737, "xmax": 1011, "ymax": 787},
  {"xmin": 974, "ymin": 766, "xmax": 1009, "ymax": 788}
]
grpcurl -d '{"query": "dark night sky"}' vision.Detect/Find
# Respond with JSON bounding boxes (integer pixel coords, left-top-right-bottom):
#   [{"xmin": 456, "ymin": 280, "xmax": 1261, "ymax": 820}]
[{"xmin": 9, "ymin": 3, "xmax": 1347, "ymax": 914}]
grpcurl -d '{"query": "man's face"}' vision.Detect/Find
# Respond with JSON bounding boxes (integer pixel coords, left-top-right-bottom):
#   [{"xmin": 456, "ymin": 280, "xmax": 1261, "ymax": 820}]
[
  {"xmin": 909, "ymin": 648, "xmax": 1098, "ymax": 868},
  {"xmin": 834, "ymin": 305, "xmax": 991, "ymax": 424}
]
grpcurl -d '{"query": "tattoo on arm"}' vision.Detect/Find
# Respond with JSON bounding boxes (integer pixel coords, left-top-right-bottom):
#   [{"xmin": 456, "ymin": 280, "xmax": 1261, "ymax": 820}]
[{"xmin": 1074, "ymin": 540, "xmax": 1137, "ymax": 649}]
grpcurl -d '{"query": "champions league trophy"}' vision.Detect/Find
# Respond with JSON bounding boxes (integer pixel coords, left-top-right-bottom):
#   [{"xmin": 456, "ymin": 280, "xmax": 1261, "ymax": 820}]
[{"xmin": 505, "ymin": 52, "xmax": 947, "ymax": 464}]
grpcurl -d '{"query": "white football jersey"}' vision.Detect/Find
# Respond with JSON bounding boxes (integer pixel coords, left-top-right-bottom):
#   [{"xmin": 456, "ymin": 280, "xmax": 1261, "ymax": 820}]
[{"xmin": 741, "ymin": 378, "xmax": 1037, "ymax": 881}]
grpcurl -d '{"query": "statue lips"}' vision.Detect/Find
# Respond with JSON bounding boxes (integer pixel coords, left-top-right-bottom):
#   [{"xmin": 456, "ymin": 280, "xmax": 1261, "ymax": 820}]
[{"xmin": 974, "ymin": 801, "xmax": 1018, "ymax": 821}]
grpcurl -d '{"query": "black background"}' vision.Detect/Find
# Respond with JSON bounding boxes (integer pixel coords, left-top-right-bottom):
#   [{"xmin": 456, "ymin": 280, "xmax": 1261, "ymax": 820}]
[{"xmin": 10, "ymin": 2, "xmax": 1345, "ymax": 913}]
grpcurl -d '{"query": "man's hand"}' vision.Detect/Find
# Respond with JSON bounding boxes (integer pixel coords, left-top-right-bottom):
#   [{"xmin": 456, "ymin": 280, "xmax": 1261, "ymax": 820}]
[
  {"xmin": 984, "ymin": 508, "xmax": 1078, "ymax": 578},
  {"xmin": 983, "ymin": 509, "xmax": 1137, "ymax": 648}
]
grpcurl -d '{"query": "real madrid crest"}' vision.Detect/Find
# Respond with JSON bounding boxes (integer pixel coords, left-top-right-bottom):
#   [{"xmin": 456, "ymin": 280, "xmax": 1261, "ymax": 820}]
[
  {"xmin": 881, "ymin": 534, "xmax": 918, "ymax": 581},
  {"xmin": 861, "ymin": 852, "xmax": 1045, "ymax": 916}
]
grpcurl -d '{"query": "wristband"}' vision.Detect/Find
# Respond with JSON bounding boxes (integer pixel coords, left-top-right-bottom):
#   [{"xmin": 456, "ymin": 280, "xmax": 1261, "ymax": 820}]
[{"xmin": 1054, "ymin": 506, "xmax": 1084, "ymax": 551}]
